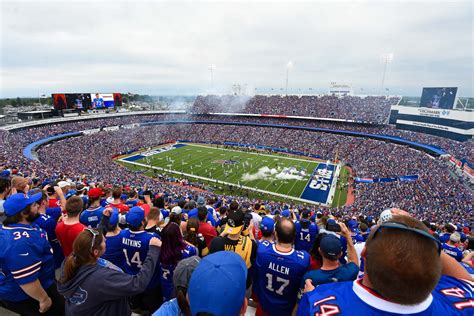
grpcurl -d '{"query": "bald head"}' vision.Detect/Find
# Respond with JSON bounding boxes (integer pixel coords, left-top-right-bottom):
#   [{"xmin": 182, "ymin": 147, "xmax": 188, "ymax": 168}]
[{"xmin": 275, "ymin": 217, "xmax": 296, "ymax": 244}]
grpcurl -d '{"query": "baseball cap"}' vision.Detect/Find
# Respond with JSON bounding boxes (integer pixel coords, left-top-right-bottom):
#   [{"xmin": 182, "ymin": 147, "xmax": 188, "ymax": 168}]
[
  {"xmin": 378, "ymin": 209, "xmax": 393, "ymax": 225},
  {"xmin": 260, "ymin": 216, "xmax": 275, "ymax": 234},
  {"xmin": 173, "ymin": 256, "xmax": 201, "ymax": 289},
  {"xmin": 188, "ymin": 252, "xmax": 247, "ymax": 316},
  {"xmin": 126, "ymin": 206, "xmax": 145, "ymax": 227},
  {"xmin": 109, "ymin": 208, "xmax": 120, "ymax": 227},
  {"xmin": 4, "ymin": 193, "xmax": 42, "ymax": 217},
  {"xmin": 281, "ymin": 209, "xmax": 290, "ymax": 218},
  {"xmin": 197, "ymin": 196, "xmax": 205, "ymax": 206},
  {"xmin": 65, "ymin": 189, "xmax": 77, "ymax": 200},
  {"xmin": 224, "ymin": 209, "xmax": 245, "ymax": 234},
  {"xmin": 171, "ymin": 206, "xmax": 182, "ymax": 215},
  {"xmin": 320, "ymin": 234, "xmax": 342, "ymax": 257},
  {"xmin": 57, "ymin": 181, "xmax": 71, "ymax": 188},
  {"xmin": 0, "ymin": 170, "xmax": 11, "ymax": 178},
  {"xmin": 450, "ymin": 232, "xmax": 461, "ymax": 243},
  {"xmin": 88, "ymin": 188, "xmax": 104, "ymax": 199}
]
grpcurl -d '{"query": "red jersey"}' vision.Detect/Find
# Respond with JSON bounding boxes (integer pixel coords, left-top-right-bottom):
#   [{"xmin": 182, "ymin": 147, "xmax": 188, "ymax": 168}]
[
  {"xmin": 48, "ymin": 198, "xmax": 61, "ymax": 208},
  {"xmin": 107, "ymin": 202, "xmax": 129, "ymax": 214},
  {"xmin": 55, "ymin": 221, "xmax": 86, "ymax": 257},
  {"xmin": 198, "ymin": 222, "xmax": 217, "ymax": 248}
]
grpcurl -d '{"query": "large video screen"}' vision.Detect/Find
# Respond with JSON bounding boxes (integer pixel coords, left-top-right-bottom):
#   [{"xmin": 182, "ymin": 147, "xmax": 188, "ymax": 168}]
[
  {"xmin": 420, "ymin": 87, "xmax": 457, "ymax": 109},
  {"xmin": 52, "ymin": 92, "xmax": 122, "ymax": 110}
]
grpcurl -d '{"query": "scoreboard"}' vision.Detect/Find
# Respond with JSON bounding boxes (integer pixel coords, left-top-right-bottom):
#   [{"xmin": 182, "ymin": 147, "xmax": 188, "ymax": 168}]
[
  {"xmin": 389, "ymin": 106, "xmax": 473, "ymax": 141},
  {"xmin": 52, "ymin": 93, "xmax": 122, "ymax": 110}
]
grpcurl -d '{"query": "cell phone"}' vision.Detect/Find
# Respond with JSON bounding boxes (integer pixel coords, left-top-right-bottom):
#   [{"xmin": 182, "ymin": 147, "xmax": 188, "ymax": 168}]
[{"xmin": 326, "ymin": 222, "xmax": 341, "ymax": 233}]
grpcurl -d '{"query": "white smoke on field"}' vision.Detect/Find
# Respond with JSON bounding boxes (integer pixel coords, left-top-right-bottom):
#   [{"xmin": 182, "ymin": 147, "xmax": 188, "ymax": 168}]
[{"xmin": 241, "ymin": 166, "xmax": 307, "ymax": 182}]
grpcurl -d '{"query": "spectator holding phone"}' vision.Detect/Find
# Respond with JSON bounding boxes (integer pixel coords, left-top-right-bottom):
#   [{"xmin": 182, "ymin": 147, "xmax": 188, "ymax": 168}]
[{"xmin": 299, "ymin": 222, "xmax": 359, "ymax": 292}]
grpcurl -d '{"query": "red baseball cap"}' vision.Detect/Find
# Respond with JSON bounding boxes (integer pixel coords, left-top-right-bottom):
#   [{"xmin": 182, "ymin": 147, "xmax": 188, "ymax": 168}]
[{"xmin": 88, "ymin": 188, "xmax": 104, "ymax": 198}]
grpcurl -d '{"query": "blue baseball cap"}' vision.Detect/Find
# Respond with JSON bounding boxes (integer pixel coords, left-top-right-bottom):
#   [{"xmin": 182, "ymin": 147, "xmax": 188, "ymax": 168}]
[
  {"xmin": 65, "ymin": 189, "xmax": 77, "ymax": 200},
  {"xmin": 126, "ymin": 206, "xmax": 145, "ymax": 227},
  {"xmin": 120, "ymin": 194, "xmax": 128, "ymax": 200},
  {"xmin": 0, "ymin": 170, "xmax": 11, "ymax": 178},
  {"xmin": 188, "ymin": 251, "xmax": 247, "ymax": 316},
  {"xmin": 320, "ymin": 234, "xmax": 342, "ymax": 257},
  {"xmin": 109, "ymin": 208, "xmax": 120, "ymax": 227},
  {"xmin": 4, "ymin": 193, "xmax": 42, "ymax": 217},
  {"xmin": 260, "ymin": 216, "xmax": 275, "ymax": 234},
  {"xmin": 281, "ymin": 209, "xmax": 290, "ymax": 218}
]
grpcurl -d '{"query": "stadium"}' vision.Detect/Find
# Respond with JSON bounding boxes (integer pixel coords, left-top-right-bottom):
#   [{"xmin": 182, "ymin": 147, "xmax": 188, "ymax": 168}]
[{"xmin": 1, "ymin": 2, "xmax": 473, "ymax": 316}]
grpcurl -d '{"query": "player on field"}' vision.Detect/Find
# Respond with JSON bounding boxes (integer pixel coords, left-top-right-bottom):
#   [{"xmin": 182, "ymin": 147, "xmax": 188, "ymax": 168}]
[
  {"xmin": 294, "ymin": 209, "xmax": 318, "ymax": 252},
  {"xmin": 297, "ymin": 214, "xmax": 474, "ymax": 316},
  {"xmin": 254, "ymin": 217, "xmax": 310, "ymax": 316},
  {"xmin": 0, "ymin": 193, "xmax": 65, "ymax": 315}
]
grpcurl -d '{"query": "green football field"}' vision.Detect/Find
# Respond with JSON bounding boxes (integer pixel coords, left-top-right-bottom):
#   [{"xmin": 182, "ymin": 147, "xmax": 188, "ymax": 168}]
[{"xmin": 119, "ymin": 143, "xmax": 345, "ymax": 205}]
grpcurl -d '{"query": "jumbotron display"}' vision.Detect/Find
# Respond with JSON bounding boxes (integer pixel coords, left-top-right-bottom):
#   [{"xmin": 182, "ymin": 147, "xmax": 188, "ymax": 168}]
[
  {"xmin": 52, "ymin": 93, "xmax": 122, "ymax": 110},
  {"xmin": 419, "ymin": 87, "xmax": 457, "ymax": 109}
]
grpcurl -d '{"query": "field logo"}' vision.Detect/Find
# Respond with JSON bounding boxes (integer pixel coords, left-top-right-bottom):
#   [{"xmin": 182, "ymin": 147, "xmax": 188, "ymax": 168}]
[
  {"xmin": 300, "ymin": 163, "xmax": 336, "ymax": 204},
  {"xmin": 142, "ymin": 146, "xmax": 174, "ymax": 157},
  {"xmin": 309, "ymin": 168, "xmax": 333, "ymax": 191}
]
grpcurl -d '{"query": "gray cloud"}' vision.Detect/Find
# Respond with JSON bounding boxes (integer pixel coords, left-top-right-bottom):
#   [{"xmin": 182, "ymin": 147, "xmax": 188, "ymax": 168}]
[{"xmin": 0, "ymin": 1, "xmax": 472, "ymax": 97}]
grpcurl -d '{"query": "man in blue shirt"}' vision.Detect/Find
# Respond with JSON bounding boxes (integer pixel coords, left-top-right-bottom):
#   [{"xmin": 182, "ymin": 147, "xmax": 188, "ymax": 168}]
[
  {"xmin": 297, "ymin": 215, "xmax": 473, "ymax": 316},
  {"xmin": 294, "ymin": 209, "xmax": 318, "ymax": 252},
  {"xmin": 0, "ymin": 193, "xmax": 64, "ymax": 315},
  {"xmin": 300, "ymin": 224, "xmax": 359, "ymax": 290},
  {"xmin": 255, "ymin": 217, "xmax": 310, "ymax": 316},
  {"xmin": 442, "ymin": 232, "xmax": 463, "ymax": 262},
  {"xmin": 92, "ymin": 93, "xmax": 104, "ymax": 109}
]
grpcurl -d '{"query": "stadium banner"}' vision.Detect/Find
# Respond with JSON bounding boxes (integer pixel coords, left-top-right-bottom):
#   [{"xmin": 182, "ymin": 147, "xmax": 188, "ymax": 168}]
[
  {"xmin": 449, "ymin": 157, "xmax": 462, "ymax": 168},
  {"xmin": 391, "ymin": 106, "xmax": 472, "ymax": 121},
  {"xmin": 300, "ymin": 163, "xmax": 336, "ymax": 204},
  {"xmin": 463, "ymin": 164, "xmax": 474, "ymax": 180},
  {"xmin": 355, "ymin": 175, "xmax": 418, "ymax": 183}
]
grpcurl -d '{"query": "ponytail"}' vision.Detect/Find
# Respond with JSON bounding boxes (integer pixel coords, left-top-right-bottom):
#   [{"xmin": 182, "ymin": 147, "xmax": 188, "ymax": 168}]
[
  {"xmin": 176, "ymin": 286, "xmax": 191, "ymax": 316},
  {"xmin": 59, "ymin": 229, "xmax": 104, "ymax": 284}
]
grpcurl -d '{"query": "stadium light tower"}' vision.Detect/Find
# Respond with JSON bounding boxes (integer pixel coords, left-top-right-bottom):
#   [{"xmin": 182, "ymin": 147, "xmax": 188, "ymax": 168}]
[
  {"xmin": 379, "ymin": 53, "xmax": 394, "ymax": 95},
  {"xmin": 208, "ymin": 64, "xmax": 216, "ymax": 91},
  {"xmin": 285, "ymin": 61, "xmax": 293, "ymax": 96}
]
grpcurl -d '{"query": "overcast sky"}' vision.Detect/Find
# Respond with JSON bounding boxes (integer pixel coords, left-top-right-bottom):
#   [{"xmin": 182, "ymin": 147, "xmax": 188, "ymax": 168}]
[{"xmin": 0, "ymin": 0, "xmax": 472, "ymax": 98}]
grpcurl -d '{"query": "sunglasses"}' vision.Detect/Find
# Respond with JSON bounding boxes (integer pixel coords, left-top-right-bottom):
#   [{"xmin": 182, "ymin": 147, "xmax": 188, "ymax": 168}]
[
  {"xmin": 372, "ymin": 222, "xmax": 441, "ymax": 255},
  {"xmin": 85, "ymin": 228, "xmax": 100, "ymax": 252}
]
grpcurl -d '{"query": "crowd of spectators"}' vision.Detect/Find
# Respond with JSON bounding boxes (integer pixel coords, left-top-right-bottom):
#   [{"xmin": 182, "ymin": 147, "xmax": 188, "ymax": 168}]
[
  {"xmin": 0, "ymin": 110, "xmax": 473, "ymax": 315},
  {"xmin": 192, "ymin": 95, "xmax": 400, "ymax": 123},
  {"xmin": 0, "ymin": 179, "xmax": 472, "ymax": 315}
]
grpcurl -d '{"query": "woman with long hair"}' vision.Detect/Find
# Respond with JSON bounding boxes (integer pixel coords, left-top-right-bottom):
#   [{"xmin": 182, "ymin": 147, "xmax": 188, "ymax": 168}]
[
  {"xmin": 159, "ymin": 221, "xmax": 197, "ymax": 301},
  {"xmin": 57, "ymin": 228, "xmax": 161, "ymax": 315},
  {"xmin": 184, "ymin": 218, "xmax": 209, "ymax": 257}
]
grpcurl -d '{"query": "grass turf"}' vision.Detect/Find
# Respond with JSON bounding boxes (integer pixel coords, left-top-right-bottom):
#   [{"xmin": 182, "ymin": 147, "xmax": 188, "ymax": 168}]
[{"xmin": 121, "ymin": 143, "xmax": 348, "ymax": 206}]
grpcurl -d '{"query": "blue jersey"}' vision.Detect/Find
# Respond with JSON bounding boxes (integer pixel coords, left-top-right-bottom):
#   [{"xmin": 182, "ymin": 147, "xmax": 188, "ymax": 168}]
[
  {"xmin": 79, "ymin": 206, "xmax": 104, "ymax": 228},
  {"xmin": 93, "ymin": 97, "xmax": 104, "ymax": 108},
  {"xmin": 119, "ymin": 229, "xmax": 161, "ymax": 288},
  {"xmin": 33, "ymin": 214, "xmax": 64, "ymax": 269},
  {"xmin": 442, "ymin": 243, "xmax": 463, "ymax": 262},
  {"xmin": 0, "ymin": 224, "xmax": 56, "ymax": 302},
  {"xmin": 255, "ymin": 240, "xmax": 310, "ymax": 315},
  {"xmin": 46, "ymin": 206, "xmax": 62, "ymax": 221},
  {"xmin": 294, "ymin": 220, "xmax": 318, "ymax": 252},
  {"xmin": 297, "ymin": 276, "xmax": 473, "ymax": 316},
  {"xmin": 160, "ymin": 243, "xmax": 197, "ymax": 301},
  {"xmin": 102, "ymin": 233, "xmax": 126, "ymax": 270}
]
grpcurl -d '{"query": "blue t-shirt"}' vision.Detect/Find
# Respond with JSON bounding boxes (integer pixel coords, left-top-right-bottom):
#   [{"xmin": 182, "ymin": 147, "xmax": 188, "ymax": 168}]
[
  {"xmin": 300, "ymin": 263, "xmax": 359, "ymax": 289},
  {"xmin": 33, "ymin": 213, "xmax": 64, "ymax": 269},
  {"xmin": 297, "ymin": 276, "xmax": 473, "ymax": 315},
  {"xmin": 255, "ymin": 240, "xmax": 310, "ymax": 316},
  {"xmin": 442, "ymin": 243, "xmax": 463, "ymax": 262},
  {"xmin": 79, "ymin": 206, "xmax": 104, "ymax": 228},
  {"xmin": 294, "ymin": 220, "xmax": 318, "ymax": 252},
  {"xmin": 187, "ymin": 207, "xmax": 216, "ymax": 226},
  {"xmin": 160, "ymin": 244, "xmax": 197, "ymax": 301},
  {"xmin": 102, "ymin": 233, "xmax": 126, "ymax": 270},
  {"xmin": 0, "ymin": 224, "xmax": 56, "ymax": 302},
  {"xmin": 152, "ymin": 298, "xmax": 184, "ymax": 316},
  {"xmin": 119, "ymin": 229, "xmax": 161, "ymax": 289}
]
